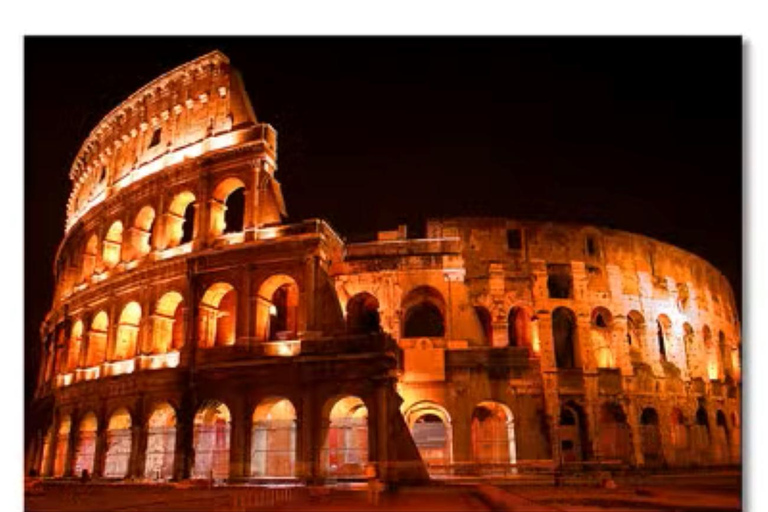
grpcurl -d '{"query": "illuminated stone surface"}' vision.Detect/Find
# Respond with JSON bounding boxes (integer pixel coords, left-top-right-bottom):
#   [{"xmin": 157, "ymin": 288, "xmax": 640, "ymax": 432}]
[{"xmin": 27, "ymin": 51, "xmax": 740, "ymax": 485}]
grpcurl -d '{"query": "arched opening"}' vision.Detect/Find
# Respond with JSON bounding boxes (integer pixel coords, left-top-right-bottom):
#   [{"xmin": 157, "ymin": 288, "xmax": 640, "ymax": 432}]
[
  {"xmin": 346, "ymin": 292, "xmax": 381, "ymax": 335},
  {"xmin": 104, "ymin": 408, "xmax": 132, "ymax": 478},
  {"xmin": 670, "ymin": 408, "xmax": 689, "ymax": 466},
  {"xmin": 402, "ymin": 286, "xmax": 446, "ymax": 338},
  {"xmin": 167, "ymin": 191, "xmax": 196, "ymax": 247},
  {"xmin": 471, "ymin": 401, "xmax": 516, "ymax": 474},
  {"xmin": 640, "ymin": 408, "xmax": 663, "ymax": 467},
  {"xmin": 211, "ymin": 177, "xmax": 246, "ymax": 238},
  {"xmin": 597, "ymin": 402, "xmax": 631, "ymax": 463},
  {"xmin": 324, "ymin": 396, "xmax": 368, "ymax": 478},
  {"xmin": 192, "ymin": 402, "xmax": 231, "ymax": 480},
  {"xmin": 86, "ymin": 311, "xmax": 109, "ymax": 367},
  {"xmin": 591, "ymin": 308, "xmax": 615, "ymax": 368},
  {"xmin": 144, "ymin": 403, "xmax": 176, "ymax": 481},
  {"xmin": 552, "ymin": 307, "xmax": 577, "ymax": 369},
  {"xmin": 73, "ymin": 413, "xmax": 97, "ymax": 477},
  {"xmin": 102, "ymin": 221, "xmax": 124, "ymax": 269},
  {"xmin": 251, "ymin": 398, "xmax": 297, "ymax": 478},
  {"xmin": 474, "ymin": 306, "xmax": 493, "ymax": 345},
  {"xmin": 508, "ymin": 307, "xmax": 533, "ymax": 349},
  {"xmin": 703, "ymin": 326, "xmax": 717, "ymax": 380},
  {"xmin": 559, "ymin": 402, "xmax": 590, "ymax": 463},
  {"xmin": 40, "ymin": 426, "xmax": 54, "ymax": 476},
  {"xmin": 81, "ymin": 235, "xmax": 98, "ymax": 281},
  {"xmin": 199, "ymin": 283, "xmax": 237, "ymax": 347},
  {"xmin": 256, "ymin": 275, "xmax": 299, "ymax": 342},
  {"xmin": 67, "ymin": 320, "xmax": 83, "ymax": 372},
  {"xmin": 683, "ymin": 323, "xmax": 696, "ymax": 375},
  {"xmin": 691, "ymin": 407, "xmax": 711, "ymax": 465},
  {"xmin": 656, "ymin": 315, "xmax": 671, "ymax": 362},
  {"xmin": 714, "ymin": 410, "xmax": 730, "ymax": 464},
  {"xmin": 151, "ymin": 292, "xmax": 184, "ymax": 353},
  {"xmin": 718, "ymin": 332, "xmax": 729, "ymax": 377},
  {"xmin": 626, "ymin": 311, "xmax": 645, "ymax": 363},
  {"xmin": 406, "ymin": 402, "xmax": 453, "ymax": 474},
  {"xmin": 132, "ymin": 206, "xmax": 156, "ymax": 258},
  {"xmin": 53, "ymin": 416, "xmax": 71, "ymax": 477},
  {"xmin": 114, "ymin": 302, "xmax": 141, "ymax": 361}
]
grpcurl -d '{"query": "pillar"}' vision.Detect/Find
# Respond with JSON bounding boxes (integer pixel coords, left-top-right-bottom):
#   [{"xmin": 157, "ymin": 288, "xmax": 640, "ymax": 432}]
[
  {"xmin": 93, "ymin": 417, "xmax": 108, "ymax": 478},
  {"xmin": 228, "ymin": 400, "xmax": 249, "ymax": 481}
]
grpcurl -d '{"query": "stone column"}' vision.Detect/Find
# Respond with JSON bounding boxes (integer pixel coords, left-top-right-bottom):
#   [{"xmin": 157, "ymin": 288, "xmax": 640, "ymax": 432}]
[
  {"xmin": 301, "ymin": 256, "xmax": 317, "ymax": 334},
  {"xmin": 374, "ymin": 383, "xmax": 390, "ymax": 481},
  {"xmin": 63, "ymin": 417, "xmax": 77, "ymax": 477},
  {"xmin": 130, "ymin": 402, "xmax": 148, "ymax": 479},
  {"xmin": 174, "ymin": 398, "xmax": 195, "ymax": 481},
  {"xmin": 626, "ymin": 402, "xmax": 643, "ymax": 467},
  {"xmin": 228, "ymin": 399, "xmax": 249, "ymax": 481},
  {"xmin": 93, "ymin": 417, "xmax": 108, "ymax": 478}
]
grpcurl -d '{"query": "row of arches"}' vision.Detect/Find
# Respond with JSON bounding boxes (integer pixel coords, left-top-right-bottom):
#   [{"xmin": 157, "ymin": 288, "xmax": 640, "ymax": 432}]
[
  {"xmin": 51, "ymin": 276, "xmax": 300, "ymax": 381},
  {"xmin": 548, "ymin": 306, "xmax": 738, "ymax": 378},
  {"xmin": 41, "ymin": 396, "xmax": 368, "ymax": 481},
  {"xmin": 558, "ymin": 401, "xmax": 737, "ymax": 466},
  {"xmin": 71, "ymin": 179, "xmax": 248, "ymax": 288},
  {"xmin": 405, "ymin": 401, "xmax": 516, "ymax": 475}
]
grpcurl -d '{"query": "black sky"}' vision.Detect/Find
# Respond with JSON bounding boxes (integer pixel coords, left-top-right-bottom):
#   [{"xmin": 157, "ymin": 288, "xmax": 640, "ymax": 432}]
[{"xmin": 24, "ymin": 37, "xmax": 742, "ymax": 401}]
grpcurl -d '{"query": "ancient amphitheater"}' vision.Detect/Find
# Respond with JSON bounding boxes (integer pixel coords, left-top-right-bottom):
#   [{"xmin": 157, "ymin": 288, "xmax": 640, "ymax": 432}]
[{"xmin": 26, "ymin": 51, "xmax": 741, "ymax": 484}]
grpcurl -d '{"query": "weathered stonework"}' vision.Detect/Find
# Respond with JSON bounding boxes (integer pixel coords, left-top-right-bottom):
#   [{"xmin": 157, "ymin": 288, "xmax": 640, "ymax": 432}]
[{"xmin": 28, "ymin": 52, "xmax": 741, "ymax": 484}]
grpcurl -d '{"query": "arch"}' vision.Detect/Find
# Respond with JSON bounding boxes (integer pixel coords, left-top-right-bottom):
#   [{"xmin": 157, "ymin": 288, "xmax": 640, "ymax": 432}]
[
  {"xmin": 670, "ymin": 408, "xmax": 690, "ymax": 465},
  {"xmin": 591, "ymin": 307, "xmax": 615, "ymax": 368},
  {"xmin": 86, "ymin": 311, "xmax": 109, "ymax": 367},
  {"xmin": 133, "ymin": 206, "xmax": 156, "ymax": 258},
  {"xmin": 104, "ymin": 408, "xmax": 132, "ymax": 478},
  {"xmin": 167, "ymin": 191, "xmax": 196, "ymax": 247},
  {"xmin": 474, "ymin": 306, "xmax": 493, "ymax": 345},
  {"xmin": 402, "ymin": 286, "xmax": 446, "ymax": 338},
  {"xmin": 102, "ymin": 221, "xmax": 124, "ymax": 269},
  {"xmin": 211, "ymin": 177, "xmax": 247, "ymax": 238},
  {"xmin": 626, "ymin": 310, "xmax": 645, "ymax": 362},
  {"xmin": 404, "ymin": 401, "xmax": 453, "ymax": 473},
  {"xmin": 39, "ymin": 426, "xmax": 54, "ymax": 476},
  {"xmin": 552, "ymin": 307, "xmax": 577, "ymax": 369},
  {"xmin": 114, "ymin": 302, "xmax": 141, "ymax": 361},
  {"xmin": 73, "ymin": 413, "xmax": 98, "ymax": 477},
  {"xmin": 471, "ymin": 401, "xmax": 516, "ymax": 473},
  {"xmin": 324, "ymin": 396, "xmax": 368, "ymax": 477},
  {"xmin": 67, "ymin": 320, "xmax": 84, "ymax": 372},
  {"xmin": 251, "ymin": 398, "xmax": 297, "ymax": 477},
  {"xmin": 192, "ymin": 401, "xmax": 231, "ymax": 480},
  {"xmin": 559, "ymin": 402, "xmax": 590, "ymax": 462},
  {"xmin": 256, "ymin": 274, "xmax": 300, "ymax": 342},
  {"xmin": 690, "ymin": 406, "xmax": 711, "ymax": 465},
  {"xmin": 199, "ymin": 283, "xmax": 237, "ymax": 347},
  {"xmin": 508, "ymin": 306, "xmax": 533, "ymax": 349},
  {"xmin": 597, "ymin": 402, "xmax": 632, "ymax": 463},
  {"xmin": 702, "ymin": 325, "xmax": 717, "ymax": 379},
  {"xmin": 718, "ymin": 331, "xmax": 729, "ymax": 377},
  {"xmin": 639, "ymin": 407, "xmax": 663, "ymax": 467},
  {"xmin": 151, "ymin": 291, "xmax": 184, "ymax": 353},
  {"xmin": 81, "ymin": 234, "xmax": 98, "ymax": 281},
  {"xmin": 346, "ymin": 292, "xmax": 381, "ymax": 335},
  {"xmin": 656, "ymin": 315, "xmax": 672, "ymax": 362},
  {"xmin": 145, "ymin": 403, "xmax": 176, "ymax": 480},
  {"xmin": 714, "ymin": 410, "xmax": 730, "ymax": 464},
  {"xmin": 53, "ymin": 416, "xmax": 71, "ymax": 477},
  {"xmin": 683, "ymin": 323, "xmax": 696, "ymax": 373}
]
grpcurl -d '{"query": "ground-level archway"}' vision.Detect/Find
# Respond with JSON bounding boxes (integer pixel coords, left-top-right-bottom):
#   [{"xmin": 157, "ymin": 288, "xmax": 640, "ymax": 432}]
[
  {"xmin": 144, "ymin": 403, "xmax": 176, "ymax": 480},
  {"xmin": 323, "ymin": 396, "xmax": 368, "ymax": 478},
  {"xmin": 73, "ymin": 413, "xmax": 98, "ymax": 477},
  {"xmin": 559, "ymin": 402, "xmax": 590, "ymax": 463},
  {"xmin": 405, "ymin": 401, "xmax": 452, "ymax": 475},
  {"xmin": 192, "ymin": 402, "xmax": 231, "ymax": 480},
  {"xmin": 639, "ymin": 407, "xmax": 663, "ymax": 467},
  {"xmin": 251, "ymin": 398, "xmax": 297, "ymax": 478},
  {"xmin": 104, "ymin": 408, "xmax": 132, "ymax": 478},
  {"xmin": 597, "ymin": 402, "xmax": 632, "ymax": 463},
  {"xmin": 471, "ymin": 401, "xmax": 516, "ymax": 474}
]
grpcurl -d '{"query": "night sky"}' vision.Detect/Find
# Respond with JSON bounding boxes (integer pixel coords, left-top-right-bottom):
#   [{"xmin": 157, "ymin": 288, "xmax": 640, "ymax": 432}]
[{"xmin": 25, "ymin": 37, "xmax": 742, "ymax": 403}]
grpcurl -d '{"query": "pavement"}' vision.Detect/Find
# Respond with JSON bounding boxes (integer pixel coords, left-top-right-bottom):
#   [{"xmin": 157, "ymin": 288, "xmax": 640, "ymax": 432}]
[{"xmin": 24, "ymin": 471, "xmax": 742, "ymax": 512}]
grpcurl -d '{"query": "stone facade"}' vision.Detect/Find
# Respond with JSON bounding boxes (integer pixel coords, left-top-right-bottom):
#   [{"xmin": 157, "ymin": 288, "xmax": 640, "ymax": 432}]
[{"xmin": 27, "ymin": 51, "xmax": 741, "ymax": 484}]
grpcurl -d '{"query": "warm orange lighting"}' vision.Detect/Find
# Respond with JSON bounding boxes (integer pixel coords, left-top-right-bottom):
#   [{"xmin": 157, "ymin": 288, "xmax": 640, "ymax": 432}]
[{"xmin": 263, "ymin": 340, "xmax": 300, "ymax": 357}]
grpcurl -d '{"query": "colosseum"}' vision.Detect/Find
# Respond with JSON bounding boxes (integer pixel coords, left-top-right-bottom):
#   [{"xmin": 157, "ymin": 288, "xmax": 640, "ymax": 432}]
[{"xmin": 26, "ymin": 50, "xmax": 741, "ymax": 485}]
